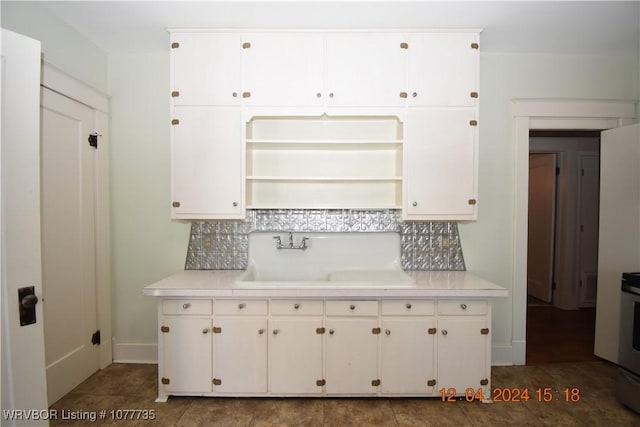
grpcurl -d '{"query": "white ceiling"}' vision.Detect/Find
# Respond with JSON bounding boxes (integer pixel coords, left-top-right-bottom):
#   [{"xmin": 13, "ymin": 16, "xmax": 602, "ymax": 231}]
[{"xmin": 30, "ymin": 1, "xmax": 640, "ymax": 54}]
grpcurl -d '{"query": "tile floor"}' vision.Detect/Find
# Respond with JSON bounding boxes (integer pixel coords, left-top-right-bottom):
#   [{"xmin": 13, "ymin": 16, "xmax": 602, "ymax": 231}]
[{"xmin": 49, "ymin": 361, "xmax": 640, "ymax": 426}]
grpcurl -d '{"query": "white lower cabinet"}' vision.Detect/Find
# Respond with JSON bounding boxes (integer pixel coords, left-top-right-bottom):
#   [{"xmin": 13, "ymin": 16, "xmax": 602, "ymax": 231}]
[
  {"xmin": 437, "ymin": 301, "xmax": 490, "ymax": 398},
  {"xmin": 380, "ymin": 303, "xmax": 436, "ymax": 394},
  {"xmin": 269, "ymin": 317, "xmax": 323, "ymax": 394},
  {"xmin": 269, "ymin": 298, "xmax": 324, "ymax": 394},
  {"xmin": 156, "ymin": 297, "xmax": 492, "ymax": 399},
  {"xmin": 161, "ymin": 317, "xmax": 212, "ymax": 394},
  {"xmin": 213, "ymin": 300, "xmax": 268, "ymax": 393}
]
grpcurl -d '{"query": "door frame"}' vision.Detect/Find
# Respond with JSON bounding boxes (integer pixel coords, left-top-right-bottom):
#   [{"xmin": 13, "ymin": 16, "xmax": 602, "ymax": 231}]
[
  {"xmin": 511, "ymin": 98, "xmax": 635, "ymax": 365},
  {"xmin": 41, "ymin": 62, "xmax": 112, "ymax": 369}
]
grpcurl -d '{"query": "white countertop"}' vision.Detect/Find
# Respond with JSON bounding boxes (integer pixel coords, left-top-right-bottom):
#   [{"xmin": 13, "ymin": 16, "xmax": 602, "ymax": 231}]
[{"xmin": 143, "ymin": 270, "xmax": 508, "ymax": 298}]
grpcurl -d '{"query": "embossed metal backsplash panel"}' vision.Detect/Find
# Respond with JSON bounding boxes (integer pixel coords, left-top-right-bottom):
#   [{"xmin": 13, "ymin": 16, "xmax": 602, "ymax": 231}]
[{"xmin": 185, "ymin": 209, "xmax": 465, "ymax": 271}]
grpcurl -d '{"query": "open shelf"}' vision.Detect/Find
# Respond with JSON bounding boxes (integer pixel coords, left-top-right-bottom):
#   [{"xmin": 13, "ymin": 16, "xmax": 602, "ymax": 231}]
[{"xmin": 245, "ymin": 115, "xmax": 404, "ymax": 210}]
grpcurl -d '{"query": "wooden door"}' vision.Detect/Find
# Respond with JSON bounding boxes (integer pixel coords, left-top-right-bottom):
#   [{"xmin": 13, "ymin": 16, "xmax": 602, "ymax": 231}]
[
  {"xmin": 595, "ymin": 124, "xmax": 640, "ymax": 363},
  {"xmin": 41, "ymin": 87, "xmax": 101, "ymax": 404},
  {"xmin": 527, "ymin": 153, "xmax": 558, "ymax": 303},
  {"xmin": 1, "ymin": 28, "xmax": 49, "ymax": 421},
  {"xmin": 578, "ymin": 153, "xmax": 600, "ymax": 307}
]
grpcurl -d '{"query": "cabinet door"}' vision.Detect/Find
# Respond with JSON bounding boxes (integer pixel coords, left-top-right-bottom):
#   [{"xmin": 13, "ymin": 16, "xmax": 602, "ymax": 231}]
[
  {"xmin": 380, "ymin": 318, "xmax": 435, "ymax": 394},
  {"xmin": 269, "ymin": 318, "xmax": 323, "ymax": 394},
  {"xmin": 161, "ymin": 317, "xmax": 212, "ymax": 393},
  {"xmin": 171, "ymin": 33, "xmax": 242, "ymax": 106},
  {"xmin": 213, "ymin": 317, "xmax": 268, "ymax": 393},
  {"xmin": 408, "ymin": 33, "xmax": 479, "ymax": 107},
  {"xmin": 242, "ymin": 33, "xmax": 324, "ymax": 107},
  {"xmin": 325, "ymin": 33, "xmax": 407, "ymax": 107},
  {"xmin": 171, "ymin": 107, "xmax": 243, "ymax": 219},
  {"xmin": 325, "ymin": 318, "xmax": 379, "ymax": 394},
  {"xmin": 404, "ymin": 108, "xmax": 477, "ymax": 220},
  {"xmin": 437, "ymin": 317, "xmax": 488, "ymax": 395}
]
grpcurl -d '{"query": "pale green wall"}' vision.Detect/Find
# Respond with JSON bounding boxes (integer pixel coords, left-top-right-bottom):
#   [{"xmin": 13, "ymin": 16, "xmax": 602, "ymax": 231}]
[
  {"xmin": 1, "ymin": 1, "xmax": 108, "ymax": 92},
  {"xmin": 460, "ymin": 53, "xmax": 639, "ymax": 350},
  {"xmin": 3, "ymin": 1, "xmax": 639, "ymax": 361},
  {"xmin": 108, "ymin": 53, "xmax": 190, "ymax": 344}
]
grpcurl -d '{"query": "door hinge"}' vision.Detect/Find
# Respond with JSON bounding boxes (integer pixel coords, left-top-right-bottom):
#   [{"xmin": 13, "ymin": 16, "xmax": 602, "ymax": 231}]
[
  {"xmin": 579, "ymin": 280, "xmax": 583, "ymax": 288},
  {"xmin": 480, "ymin": 328, "xmax": 490, "ymax": 335},
  {"xmin": 316, "ymin": 327, "xmax": 326, "ymax": 334},
  {"xmin": 161, "ymin": 377, "xmax": 170, "ymax": 385},
  {"xmin": 480, "ymin": 378, "xmax": 489, "ymax": 386},
  {"xmin": 400, "ymin": 42, "xmax": 409, "ymax": 49},
  {"xmin": 552, "ymin": 282, "xmax": 557, "ymax": 290},
  {"xmin": 161, "ymin": 326, "xmax": 170, "ymax": 333},
  {"xmin": 88, "ymin": 132, "xmax": 100, "ymax": 149},
  {"xmin": 580, "ymin": 224, "xmax": 584, "ymax": 232},
  {"xmin": 171, "ymin": 91, "xmax": 180, "ymax": 98},
  {"xmin": 372, "ymin": 327, "xmax": 381, "ymax": 334},
  {"xmin": 556, "ymin": 167, "xmax": 560, "ymax": 176},
  {"xmin": 171, "ymin": 42, "xmax": 179, "ymax": 49},
  {"xmin": 91, "ymin": 329, "xmax": 101, "ymax": 345},
  {"xmin": 212, "ymin": 378, "xmax": 222, "ymax": 385},
  {"xmin": 371, "ymin": 379, "xmax": 381, "ymax": 387},
  {"xmin": 316, "ymin": 379, "xmax": 326, "ymax": 386},
  {"xmin": 212, "ymin": 326, "xmax": 222, "ymax": 334},
  {"xmin": 428, "ymin": 328, "xmax": 437, "ymax": 335},
  {"xmin": 427, "ymin": 379, "xmax": 436, "ymax": 387}
]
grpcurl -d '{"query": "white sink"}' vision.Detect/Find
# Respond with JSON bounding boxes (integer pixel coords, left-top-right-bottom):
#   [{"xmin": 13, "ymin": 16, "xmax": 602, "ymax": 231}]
[{"xmin": 235, "ymin": 232, "xmax": 416, "ymax": 289}]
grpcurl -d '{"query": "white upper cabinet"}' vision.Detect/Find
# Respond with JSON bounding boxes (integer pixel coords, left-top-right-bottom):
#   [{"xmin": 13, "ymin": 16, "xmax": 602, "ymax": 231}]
[
  {"xmin": 407, "ymin": 32, "xmax": 479, "ymax": 107},
  {"xmin": 171, "ymin": 33, "xmax": 242, "ymax": 106},
  {"xmin": 403, "ymin": 108, "xmax": 477, "ymax": 220},
  {"xmin": 171, "ymin": 108, "xmax": 244, "ymax": 219},
  {"xmin": 242, "ymin": 33, "xmax": 324, "ymax": 107},
  {"xmin": 325, "ymin": 33, "xmax": 407, "ymax": 107}
]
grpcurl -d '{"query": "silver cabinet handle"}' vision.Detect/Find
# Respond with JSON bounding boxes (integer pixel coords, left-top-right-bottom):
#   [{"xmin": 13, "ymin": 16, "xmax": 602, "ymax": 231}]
[
  {"xmin": 232, "ymin": 202, "xmax": 238, "ymax": 207},
  {"xmin": 294, "ymin": 303, "xmax": 300, "ymax": 310},
  {"xmin": 316, "ymin": 92, "xmax": 322, "ymax": 98},
  {"xmin": 460, "ymin": 303, "xmax": 467, "ymax": 310},
  {"xmin": 329, "ymin": 93, "xmax": 334, "ymax": 98},
  {"xmin": 442, "ymin": 330, "xmax": 448, "ymax": 336},
  {"xmin": 232, "ymin": 92, "xmax": 238, "ymax": 97},
  {"xmin": 412, "ymin": 202, "xmax": 418, "ymax": 207},
  {"xmin": 385, "ymin": 329, "xmax": 391, "ymax": 336},
  {"xmin": 182, "ymin": 303, "xmax": 191, "ymax": 309},
  {"xmin": 406, "ymin": 303, "xmax": 412, "ymax": 309},
  {"xmin": 412, "ymin": 92, "xmax": 418, "ymax": 98},
  {"xmin": 329, "ymin": 329, "xmax": 335, "ymax": 335},
  {"xmin": 272, "ymin": 329, "xmax": 279, "ymax": 335},
  {"xmin": 238, "ymin": 303, "xmax": 246, "ymax": 309},
  {"xmin": 258, "ymin": 329, "xmax": 264, "ymax": 335},
  {"xmin": 202, "ymin": 328, "xmax": 209, "ymax": 334},
  {"xmin": 349, "ymin": 304, "xmax": 356, "ymax": 311}
]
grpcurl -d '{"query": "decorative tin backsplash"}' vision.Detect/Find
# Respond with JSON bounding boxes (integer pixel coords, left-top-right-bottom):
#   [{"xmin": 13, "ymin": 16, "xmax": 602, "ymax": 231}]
[{"xmin": 185, "ymin": 209, "xmax": 465, "ymax": 271}]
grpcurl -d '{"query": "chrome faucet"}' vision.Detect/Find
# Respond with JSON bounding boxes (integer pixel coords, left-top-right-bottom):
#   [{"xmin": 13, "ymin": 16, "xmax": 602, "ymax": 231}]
[{"xmin": 273, "ymin": 232, "xmax": 309, "ymax": 250}]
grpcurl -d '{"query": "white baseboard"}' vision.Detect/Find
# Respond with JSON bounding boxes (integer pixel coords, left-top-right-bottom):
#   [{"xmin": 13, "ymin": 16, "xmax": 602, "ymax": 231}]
[
  {"xmin": 492, "ymin": 344, "xmax": 515, "ymax": 366},
  {"xmin": 112, "ymin": 341, "xmax": 158, "ymax": 364}
]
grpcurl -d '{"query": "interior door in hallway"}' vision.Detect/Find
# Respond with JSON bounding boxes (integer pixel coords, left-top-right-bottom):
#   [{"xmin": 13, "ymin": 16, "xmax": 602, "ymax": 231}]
[
  {"xmin": 41, "ymin": 87, "xmax": 100, "ymax": 405},
  {"xmin": 527, "ymin": 153, "xmax": 558, "ymax": 303}
]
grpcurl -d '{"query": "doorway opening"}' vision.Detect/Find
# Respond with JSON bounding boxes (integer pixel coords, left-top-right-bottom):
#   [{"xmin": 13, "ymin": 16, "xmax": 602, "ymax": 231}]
[{"xmin": 526, "ymin": 130, "xmax": 601, "ymax": 364}]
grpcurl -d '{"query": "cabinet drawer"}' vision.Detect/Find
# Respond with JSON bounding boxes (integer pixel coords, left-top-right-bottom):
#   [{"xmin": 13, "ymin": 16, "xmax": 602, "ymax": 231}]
[
  {"xmin": 438, "ymin": 300, "xmax": 487, "ymax": 315},
  {"xmin": 381, "ymin": 300, "xmax": 434, "ymax": 316},
  {"xmin": 326, "ymin": 300, "xmax": 378, "ymax": 316},
  {"xmin": 214, "ymin": 300, "xmax": 268, "ymax": 315},
  {"xmin": 163, "ymin": 299, "xmax": 211, "ymax": 316},
  {"xmin": 270, "ymin": 300, "xmax": 323, "ymax": 316}
]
